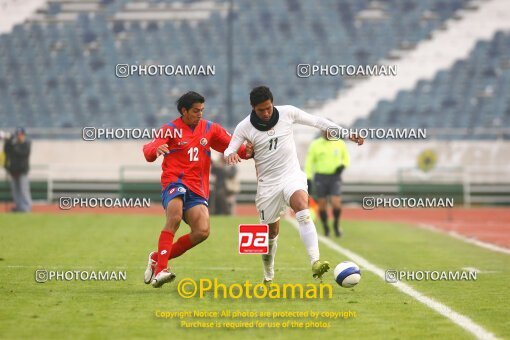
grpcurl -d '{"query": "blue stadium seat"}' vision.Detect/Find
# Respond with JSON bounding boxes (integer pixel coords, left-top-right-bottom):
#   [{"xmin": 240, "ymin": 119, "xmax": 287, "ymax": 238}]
[
  {"xmin": 353, "ymin": 30, "xmax": 510, "ymax": 139},
  {"xmin": 1, "ymin": 0, "xmax": 489, "ymax": 133}
]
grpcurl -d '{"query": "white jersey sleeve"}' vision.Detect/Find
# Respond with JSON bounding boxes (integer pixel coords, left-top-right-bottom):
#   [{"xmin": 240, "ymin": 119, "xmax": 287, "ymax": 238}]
[
  {"xmin": 224, "ymin": 118, "xmax": 249, "ymax": 158},
  {"xmin": 287, "ymin": 105, "xmax": 344, "ymax": 132}
]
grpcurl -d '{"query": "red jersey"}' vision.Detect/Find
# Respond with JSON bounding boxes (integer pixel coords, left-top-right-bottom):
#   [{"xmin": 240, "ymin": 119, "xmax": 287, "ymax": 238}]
[{"xmin": 143, "ymin": 117, "xmax": 248, "ymax": 199}]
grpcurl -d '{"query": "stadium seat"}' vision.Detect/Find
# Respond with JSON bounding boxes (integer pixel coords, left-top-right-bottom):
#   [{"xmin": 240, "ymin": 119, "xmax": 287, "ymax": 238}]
[{"xmin": 1, "ymin": 0, "xmax": 493, "ymax": 133}]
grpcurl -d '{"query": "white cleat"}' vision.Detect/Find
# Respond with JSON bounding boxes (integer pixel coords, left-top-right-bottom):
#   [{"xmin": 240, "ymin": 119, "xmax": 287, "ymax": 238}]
[
  {"xmin": 151, "ymin": 269, "xmax": 176, "ymax": 288},
  {"xmin": 144, "ymin": 251, "xmax": 157, "ymax": 284}
]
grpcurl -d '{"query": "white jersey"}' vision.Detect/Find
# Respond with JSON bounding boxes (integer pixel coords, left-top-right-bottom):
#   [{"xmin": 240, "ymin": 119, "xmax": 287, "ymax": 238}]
[{"xmin": 224, "ymin": 105, "xmax": 342, "ymax": 187}]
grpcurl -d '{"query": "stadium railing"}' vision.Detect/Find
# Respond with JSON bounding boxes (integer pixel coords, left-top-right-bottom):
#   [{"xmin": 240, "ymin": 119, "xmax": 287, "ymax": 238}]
[
  {"xmin": 398, "ymin": 166, "xmax": 510, "ymax": 207},
  {"xmin": 1, "ymin": 165, "xmax": 510, "ymax": 207}
]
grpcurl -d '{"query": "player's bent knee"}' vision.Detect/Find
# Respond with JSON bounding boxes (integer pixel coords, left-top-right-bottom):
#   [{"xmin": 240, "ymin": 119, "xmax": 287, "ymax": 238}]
[
  {"xmin": 290, "ymin": 190, "xmax": 309, "ymax": 212},
  {"xmin": 192, "ymin": 227, "xmax": 210, "ymax": 243},
  {"xmin": 201, "ymin": 229, "xmax": 210, "ymax": 240},
  {"xmin": 294, "ymin": 200, "xmax": 309, "ymax": 212}
]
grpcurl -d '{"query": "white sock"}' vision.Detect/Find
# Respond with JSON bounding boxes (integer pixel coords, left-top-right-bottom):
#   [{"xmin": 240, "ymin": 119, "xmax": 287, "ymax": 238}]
[
  {"xmin": 295, "ymin": 209, "xmax": 320, "ymax": 264},
  {"xmin": 262, "ymin": 236, "xmax": 278, "ymax": 281}
]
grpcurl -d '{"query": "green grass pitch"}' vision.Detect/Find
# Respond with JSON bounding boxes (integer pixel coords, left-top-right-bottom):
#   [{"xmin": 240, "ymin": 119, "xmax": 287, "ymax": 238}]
[{"xmin": 0, "ymin": 213, "xmax": 509, "ymax": 339}]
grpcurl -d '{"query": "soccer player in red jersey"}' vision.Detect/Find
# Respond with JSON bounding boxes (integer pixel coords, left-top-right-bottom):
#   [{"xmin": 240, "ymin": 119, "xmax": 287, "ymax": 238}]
[{"xmin": 142, "ymin": 91, "xmax": 252, "ymax": 288}]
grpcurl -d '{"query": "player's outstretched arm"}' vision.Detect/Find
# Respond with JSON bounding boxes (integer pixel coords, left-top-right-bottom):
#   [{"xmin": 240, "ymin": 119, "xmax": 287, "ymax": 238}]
[
  {"xmin": 142, "ymin": 125, "xmax": 171, "ymax": 162},
  {"xmin": 289, "ymin": 105, "xmax": 364, "ymax": 146},
  {"xmin": 348, "ymin": 132, "xmax": 364, "ymax": 145},
  {"xmin": 223, "ymin": 122, "xmax": 249, "ymax": 165}
]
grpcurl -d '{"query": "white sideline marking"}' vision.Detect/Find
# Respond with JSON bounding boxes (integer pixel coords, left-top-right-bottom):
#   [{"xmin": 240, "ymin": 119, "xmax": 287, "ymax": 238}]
[
  {"xmin": 462, "ymin": 267, "xmax": 480, "ymax": 273},
  {"xmin": 286, "ymin": 217, "xmax": 496, "ymax": 340},
  {"xmin": 419, "ymin": 223, "xmax": 510, "ymax": 255},
  {"xmin": 461, "ymin": 267, "xmax": 498, "ymax": 274}
]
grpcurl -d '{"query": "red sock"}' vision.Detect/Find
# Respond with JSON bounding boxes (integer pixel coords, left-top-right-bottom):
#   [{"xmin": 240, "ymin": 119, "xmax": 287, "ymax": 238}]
[
  {"xmin": 169, "ymin": 234, "xmax": 194, "ymax": 259},
  {"xmin": 155, "ymin": 230, "xmax": 174, "ymax": 274}
]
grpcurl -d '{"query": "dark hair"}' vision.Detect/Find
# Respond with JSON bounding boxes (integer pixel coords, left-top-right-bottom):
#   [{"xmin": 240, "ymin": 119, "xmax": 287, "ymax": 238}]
[
  {"xmin": 250, "ymin": 86, "xmax": 273, "ymax": 107},
  {"xmin": 176, "ymin": 91, "xmax": 205, "ymax": 115}
]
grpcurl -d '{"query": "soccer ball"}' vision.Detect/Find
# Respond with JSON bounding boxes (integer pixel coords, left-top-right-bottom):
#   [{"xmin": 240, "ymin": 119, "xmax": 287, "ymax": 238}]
[{"xmin": 333, "ymin": 261, "xmax": 361, "ymax": 288}]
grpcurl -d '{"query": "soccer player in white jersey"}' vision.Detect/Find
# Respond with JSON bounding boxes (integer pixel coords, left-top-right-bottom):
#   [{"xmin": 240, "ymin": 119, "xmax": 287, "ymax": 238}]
[{"xmin": 224, "ymin": 86, "xmax": 364, "ymax": 283}]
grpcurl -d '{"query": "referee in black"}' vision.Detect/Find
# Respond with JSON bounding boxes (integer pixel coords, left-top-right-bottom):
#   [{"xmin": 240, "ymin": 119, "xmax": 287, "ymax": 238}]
[{"xmin": 305, "ymin": 130, "xmax": 350, "ymax": 237}]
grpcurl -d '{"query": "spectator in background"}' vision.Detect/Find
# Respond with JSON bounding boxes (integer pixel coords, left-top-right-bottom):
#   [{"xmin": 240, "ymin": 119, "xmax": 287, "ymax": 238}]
[
  {"xmin": 305, "ymin": 130, "xmax": 350, "ymax": 237},
  {"xmin": 211, "ymin": 157, "xmax": 239, "ymax": 215},
  {"xmin": 4, "ymin": 127, "xmax": 32, "ymax": 212}
]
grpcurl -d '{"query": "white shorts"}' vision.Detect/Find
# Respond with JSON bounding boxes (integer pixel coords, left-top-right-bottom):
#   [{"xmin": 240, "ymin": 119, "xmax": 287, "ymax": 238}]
[{"xmin": 255, "ymin": 171, "xmax": 308, "ymax": 224}]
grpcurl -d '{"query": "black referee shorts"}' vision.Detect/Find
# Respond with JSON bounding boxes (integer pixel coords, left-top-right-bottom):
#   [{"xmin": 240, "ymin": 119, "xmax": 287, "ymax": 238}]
[{"xmin": 313, "ymin": 173, "xmax": 342, "ymax": 198}]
